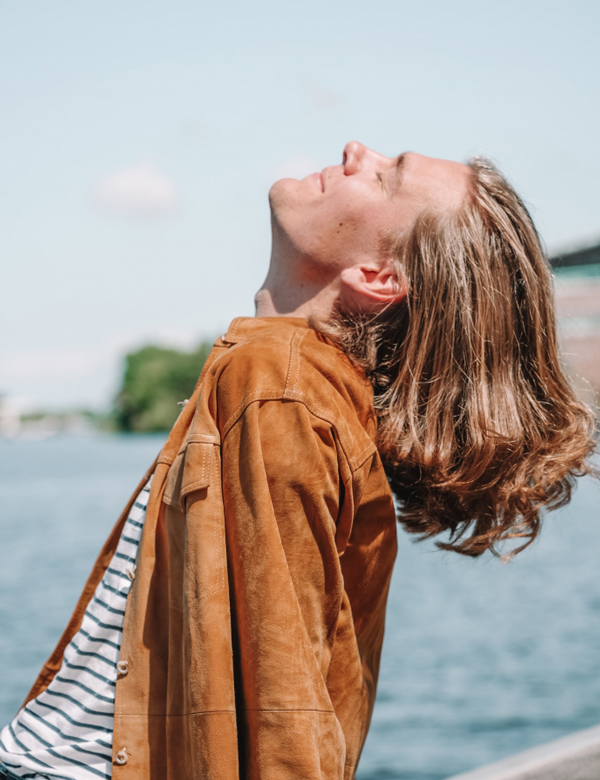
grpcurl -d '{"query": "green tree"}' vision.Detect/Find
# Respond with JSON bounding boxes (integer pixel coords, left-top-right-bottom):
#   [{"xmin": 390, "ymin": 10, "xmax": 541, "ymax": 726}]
[{"xmin": 114, "ymin": 342, "xmax": 212, "ymax": 432}]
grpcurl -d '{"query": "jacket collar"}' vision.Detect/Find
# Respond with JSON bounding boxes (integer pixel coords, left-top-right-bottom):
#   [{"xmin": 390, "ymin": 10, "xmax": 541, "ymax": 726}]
[{"xmin": 221, "ymin": 316, "xmax": 311, "ymax": 345}]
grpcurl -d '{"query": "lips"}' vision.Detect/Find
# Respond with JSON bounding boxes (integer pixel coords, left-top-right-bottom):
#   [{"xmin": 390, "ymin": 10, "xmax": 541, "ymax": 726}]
[{"xmin": 309, "ymin": 172, "xmax": 324, "ymax": 192}]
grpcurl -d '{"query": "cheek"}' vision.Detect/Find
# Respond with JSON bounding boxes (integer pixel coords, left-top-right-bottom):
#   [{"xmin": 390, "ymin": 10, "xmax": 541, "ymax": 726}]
[
  {"xmin": 332, "ymin": 204, "xmax": 386, "ymax": 253},
  {"xmin": 312, "ymin": 207, "xmax": 364, "ymax": 253},
  {"xmin": 316, "ymin": 194, "xmax": 368, "ymax": 236}
]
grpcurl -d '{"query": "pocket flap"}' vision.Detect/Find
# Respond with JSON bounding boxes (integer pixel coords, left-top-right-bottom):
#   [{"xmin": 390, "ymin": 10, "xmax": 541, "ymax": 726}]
[{"xmin": 163, "ymin": 434, "xmax": 219, "ymax": 510}]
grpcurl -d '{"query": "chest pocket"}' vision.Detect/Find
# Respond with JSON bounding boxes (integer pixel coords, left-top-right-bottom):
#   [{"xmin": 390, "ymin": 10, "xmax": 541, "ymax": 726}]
[{"xmin": 163, "ymin": 433, "xmax": 220, "ymax": 512}]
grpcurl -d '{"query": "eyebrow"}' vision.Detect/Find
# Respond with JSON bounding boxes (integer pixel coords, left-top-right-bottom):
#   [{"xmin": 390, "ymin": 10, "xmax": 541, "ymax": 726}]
[{"xmin": 393, "ymin": 153, "xmax": 407, "ymax": 190}]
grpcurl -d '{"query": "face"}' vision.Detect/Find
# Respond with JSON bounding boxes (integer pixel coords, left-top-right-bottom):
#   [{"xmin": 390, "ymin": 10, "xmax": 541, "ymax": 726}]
[{"xmin": 269, "ymin": 141, "xmax": 472, "ymax": 276}]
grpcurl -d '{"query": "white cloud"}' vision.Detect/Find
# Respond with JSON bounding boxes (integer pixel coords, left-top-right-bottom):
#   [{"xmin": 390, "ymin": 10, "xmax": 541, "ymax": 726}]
[
  {"xmin": 92, "ymin": 160, "xmax": 178, "ymax": 216},
  {"xmin": 307, "ymin": 82, "xmax": 342, "ymax": 112}
]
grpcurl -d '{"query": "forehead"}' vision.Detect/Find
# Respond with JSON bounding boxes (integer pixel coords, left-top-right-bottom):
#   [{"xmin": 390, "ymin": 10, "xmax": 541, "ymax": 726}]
[{"xmin": 398, "ymin": 152, "xmax": 472, "ymax": 211}]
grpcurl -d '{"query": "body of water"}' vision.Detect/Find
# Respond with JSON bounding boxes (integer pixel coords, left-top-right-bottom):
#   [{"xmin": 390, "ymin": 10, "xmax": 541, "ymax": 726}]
[{"xmin": 0, "ymin": 436, "xmax": 599, "ymax": 779}]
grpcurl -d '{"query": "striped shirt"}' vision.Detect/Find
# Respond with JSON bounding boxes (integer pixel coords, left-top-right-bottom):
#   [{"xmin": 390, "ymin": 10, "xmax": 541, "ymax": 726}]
[{"xmin": 0, "ymin": 477, "xmax": 153, "ymax": 780}]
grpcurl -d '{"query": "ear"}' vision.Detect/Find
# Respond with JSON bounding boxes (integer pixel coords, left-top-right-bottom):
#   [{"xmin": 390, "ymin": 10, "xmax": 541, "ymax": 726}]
[{"xmin": 340, "ymin": 262, "xmax": 407, "ymax": 307}]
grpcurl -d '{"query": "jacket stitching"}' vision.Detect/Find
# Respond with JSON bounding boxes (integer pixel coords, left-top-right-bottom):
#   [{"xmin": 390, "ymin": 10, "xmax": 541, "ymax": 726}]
[
  {"xmin": 285, "ymin": 328, "xmax": 306, "ymax": 398},
  {"xmin": 203, "ymin": 449, "xmax": 226, "ymax": 597},
  {"xmin": 180, "ymin": 443, "xmax": 209, "ymax": 494},
  {"xmin": 222, "ymin": 391, "xmax": 297, "ymax": 437},
  {"xmin": 219, "ymin": 327, "xmax": 375, "ymax": 473},
  {"xmin": 226, "ymin": 318, "xmax": 240, "ymax": 342},
  {"xmin": 283, "ymin": 329, "xmax": 297, "ymax": 395},
  {"xmin": 222, "ymin": 396, "xmax": 375, "ymax": 475},
  {"xmin": 292, "ymin": 330, "xmax": 308, "ymax": 396},
  {"xmin": 180, "ymin": 447, "xmax": 225, "ymax": 600},
  {"xmin": 349, "ymin": 442, "xmax": 377, "ymax": 471}
]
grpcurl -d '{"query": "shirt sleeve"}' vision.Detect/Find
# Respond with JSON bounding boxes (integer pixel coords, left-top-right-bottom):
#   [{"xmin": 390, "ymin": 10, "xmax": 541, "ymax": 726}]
[{"xmin": 221, "ymin": 398, "xmax": 348, "ymax": 779}]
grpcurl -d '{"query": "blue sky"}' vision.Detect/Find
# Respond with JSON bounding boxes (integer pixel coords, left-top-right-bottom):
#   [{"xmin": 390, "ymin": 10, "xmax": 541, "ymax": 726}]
[{"xmin": 2, "ymin": 0, "xmax": 600, "ymax": 409}]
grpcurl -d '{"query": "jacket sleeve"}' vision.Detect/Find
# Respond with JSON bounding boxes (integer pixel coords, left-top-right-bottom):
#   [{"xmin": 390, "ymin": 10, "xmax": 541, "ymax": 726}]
[{"xmin": 221, "ymin": 398, "xmax": 348, "ymax": 780}]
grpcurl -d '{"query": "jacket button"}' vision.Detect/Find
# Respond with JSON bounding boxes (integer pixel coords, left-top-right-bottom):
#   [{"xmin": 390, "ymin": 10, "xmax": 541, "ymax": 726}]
[
  {"xmin": 116, "ymin": 660, "xmax": 129, "ymax": 676},
  {"xmin": 114, "ymin": 748, "xmax": 128, "ymax": 765},
  {"xmin": 125, "ymin": 567, "xmax": 136, "ymax": 581}
]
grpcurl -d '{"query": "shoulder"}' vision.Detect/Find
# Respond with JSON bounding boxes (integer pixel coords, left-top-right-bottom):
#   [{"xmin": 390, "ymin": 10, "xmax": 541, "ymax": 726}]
[{"xmin": 212, "ymin": 323, "xmax": 377, "ymax": 460}]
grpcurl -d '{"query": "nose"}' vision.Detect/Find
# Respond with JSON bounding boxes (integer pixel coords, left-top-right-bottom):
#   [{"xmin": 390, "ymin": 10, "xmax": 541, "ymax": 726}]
[
  {"xmin": 342, "ymin": 141, "xmax": 390, "ymax": 176},
  {"xmin": 342, "ymin": 141, "xmax": 368, "ymax": 175}
]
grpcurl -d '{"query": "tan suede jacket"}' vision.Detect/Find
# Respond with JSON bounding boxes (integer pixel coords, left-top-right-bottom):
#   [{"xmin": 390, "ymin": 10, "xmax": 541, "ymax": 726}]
[{"xmin": 24, "ymin": 317, "xmax": 398, "ymax": 780}]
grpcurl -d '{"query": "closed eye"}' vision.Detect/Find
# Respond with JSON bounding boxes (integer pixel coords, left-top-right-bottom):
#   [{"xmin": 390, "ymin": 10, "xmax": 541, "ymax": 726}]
[{"xmin": 376, "ymin": 171, "xmax": 390, "ymax": 194}]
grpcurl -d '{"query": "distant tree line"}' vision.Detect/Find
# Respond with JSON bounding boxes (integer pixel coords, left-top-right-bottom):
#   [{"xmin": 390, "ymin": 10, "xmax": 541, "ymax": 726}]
[{"xmin": 113, "ymin": 342, "xmax": 212, "ymax": 432}]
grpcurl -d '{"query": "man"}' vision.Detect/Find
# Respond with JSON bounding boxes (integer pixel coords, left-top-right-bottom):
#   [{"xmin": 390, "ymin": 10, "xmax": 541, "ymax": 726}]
[{"xmin": 0, "ymin": 142, "xmax": 594, "ymax": 780}]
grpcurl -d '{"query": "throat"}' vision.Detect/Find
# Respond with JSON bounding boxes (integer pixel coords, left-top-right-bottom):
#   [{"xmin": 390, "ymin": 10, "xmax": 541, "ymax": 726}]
[{"xmin": 254, "ymin": 279, "xmax": 341, "ymax": 321}]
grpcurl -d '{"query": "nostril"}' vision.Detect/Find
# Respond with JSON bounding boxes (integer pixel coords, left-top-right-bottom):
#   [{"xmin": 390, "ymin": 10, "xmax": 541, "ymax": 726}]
[{"xmin": 342, "ymin": 151, "xmax": 347, "ymax": 165}]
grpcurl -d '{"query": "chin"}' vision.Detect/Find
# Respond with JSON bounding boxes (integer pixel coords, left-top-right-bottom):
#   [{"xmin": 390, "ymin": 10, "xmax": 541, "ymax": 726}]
[
  {"xmin": 269, "ymin": 177, "xmax": 296, "ymax": 202},
  {"xmin": 268, "ymin": 178, "xmax": 299, "ymax": 223}
]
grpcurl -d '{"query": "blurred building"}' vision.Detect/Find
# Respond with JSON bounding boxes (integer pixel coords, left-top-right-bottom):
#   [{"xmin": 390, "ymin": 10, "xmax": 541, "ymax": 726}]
[
  {"xmin": 0, "ymin": 397, "xmax": 22, "ymax": 438},
  {"xmin": 552, "ymin": 239, "xmax": 600, "ymax": 403}
]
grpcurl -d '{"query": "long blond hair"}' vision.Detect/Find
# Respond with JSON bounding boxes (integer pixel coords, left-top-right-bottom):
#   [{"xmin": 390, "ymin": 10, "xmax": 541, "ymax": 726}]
[{"xmin": 326, "ymin": 157, "xmax": 597, "ymax": 557}]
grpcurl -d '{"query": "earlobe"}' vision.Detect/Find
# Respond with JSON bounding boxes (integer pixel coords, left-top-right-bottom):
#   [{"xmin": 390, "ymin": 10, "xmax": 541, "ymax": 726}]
[{"xmin": 340, "ymin": 264, "xmax": 407, "ymax": 306}]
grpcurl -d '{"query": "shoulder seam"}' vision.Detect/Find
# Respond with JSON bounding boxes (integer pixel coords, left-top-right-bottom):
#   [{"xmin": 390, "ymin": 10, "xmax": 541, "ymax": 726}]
[
  {"xmin": 282, "ymin": 326, "xmax": 308, "ymax": 400},
  {"xmin": 217, "ymin": 325, "xmax": 376, "ymax": 472},
  {"xmin": 221, "ymin": 396, "xmax": 376, "ymax": 474}
]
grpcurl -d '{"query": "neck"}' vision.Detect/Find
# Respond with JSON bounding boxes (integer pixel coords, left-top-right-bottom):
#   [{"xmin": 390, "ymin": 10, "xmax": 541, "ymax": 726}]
[
  {"xmin": 254, "ymin": 236, "xmax": 341, "ymax": 321},
  {"xmin": 254, "ymin": 282, "xmax": 341, "ymax": 321}
]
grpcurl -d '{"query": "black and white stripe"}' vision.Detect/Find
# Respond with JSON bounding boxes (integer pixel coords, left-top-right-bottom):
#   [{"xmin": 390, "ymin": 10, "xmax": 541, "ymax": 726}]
[{"xmin": 0, "ymin": 477, "xmax": 153, "ymax": 780}]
